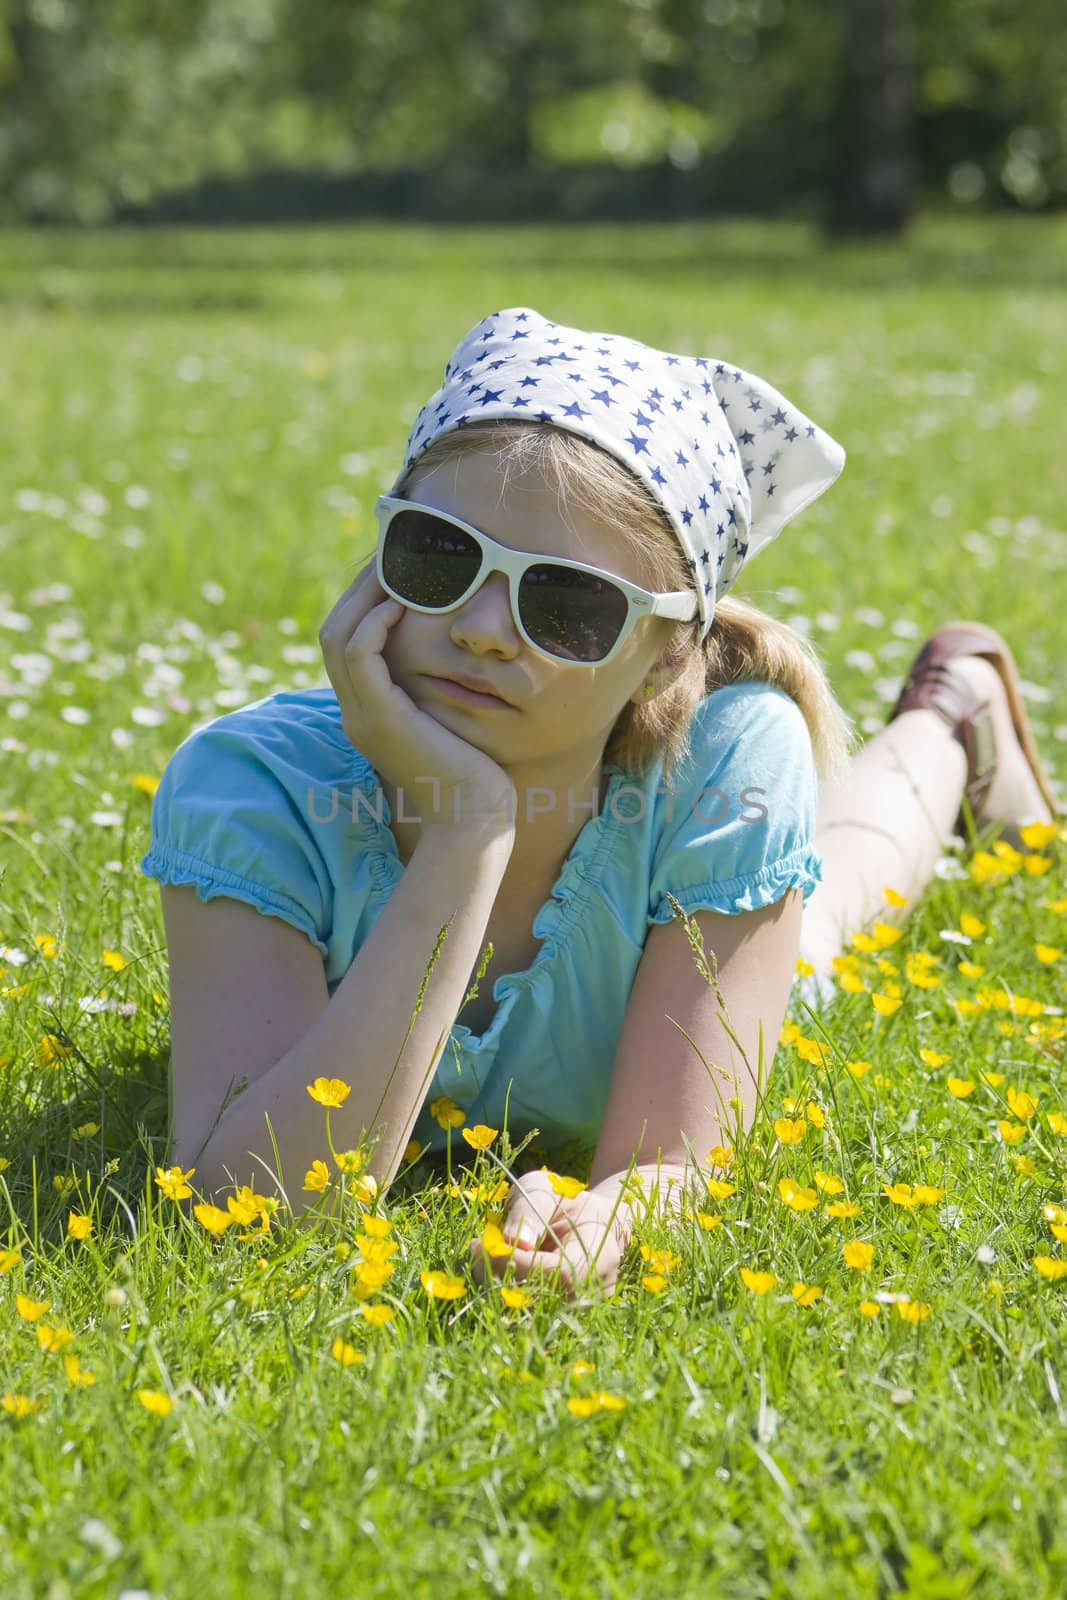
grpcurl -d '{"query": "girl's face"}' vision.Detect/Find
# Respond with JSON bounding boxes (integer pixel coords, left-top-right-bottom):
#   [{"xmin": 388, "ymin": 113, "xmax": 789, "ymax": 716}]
[{"xmin": 379, "ymin": 447, "xmax": 678, "ymax": 775}]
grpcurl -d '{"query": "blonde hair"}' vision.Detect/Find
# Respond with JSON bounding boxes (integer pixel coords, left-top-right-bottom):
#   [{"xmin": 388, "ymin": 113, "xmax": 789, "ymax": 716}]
[{"xmin": 395, "ymin": 421, "xmax": 858, "ymax": 792}]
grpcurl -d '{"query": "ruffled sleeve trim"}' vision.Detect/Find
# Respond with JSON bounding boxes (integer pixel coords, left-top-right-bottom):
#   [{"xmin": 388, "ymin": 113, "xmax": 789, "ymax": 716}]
[
  {"xmin": 647, "ymin": 844, "xmax": 823, "ymax": 925},
  {"xmin": 140, "ymin": 842, "xmax": 330, "ymax": 958}
]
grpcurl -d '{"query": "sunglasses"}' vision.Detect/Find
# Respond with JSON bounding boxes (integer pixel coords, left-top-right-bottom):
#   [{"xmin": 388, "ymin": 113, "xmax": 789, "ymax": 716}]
[{"xmin": 374, "ymin": 495, "xmax": 697, "ymax": 667}]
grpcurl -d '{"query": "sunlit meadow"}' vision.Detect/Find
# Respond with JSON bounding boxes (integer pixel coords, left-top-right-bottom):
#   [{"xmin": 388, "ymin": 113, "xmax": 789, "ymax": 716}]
[{"xmin": 2, "ymin": 218, "xmax": 1067, "ymax": 1598}]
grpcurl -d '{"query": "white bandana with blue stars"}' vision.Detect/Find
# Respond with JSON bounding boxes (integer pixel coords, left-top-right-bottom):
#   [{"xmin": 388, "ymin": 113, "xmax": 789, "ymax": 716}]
[{"xmin": 390, "ymin": 306, "xmax": 846, "ymax": 644}]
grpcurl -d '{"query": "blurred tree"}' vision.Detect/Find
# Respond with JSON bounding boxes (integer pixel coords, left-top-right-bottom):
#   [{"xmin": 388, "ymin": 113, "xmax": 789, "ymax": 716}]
[
  {"xmin": 0, "ymin": 0, "xmax": 1061, "ymax": 223},
  {"xmin": 825, "ymin": 0, "xmax": 918, "ymax": 235}
]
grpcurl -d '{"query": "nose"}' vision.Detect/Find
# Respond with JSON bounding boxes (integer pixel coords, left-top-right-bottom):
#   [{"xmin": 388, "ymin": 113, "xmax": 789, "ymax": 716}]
[{"xmin": 450, "ymin": 570, "xmax": 519, "ymax": 652}]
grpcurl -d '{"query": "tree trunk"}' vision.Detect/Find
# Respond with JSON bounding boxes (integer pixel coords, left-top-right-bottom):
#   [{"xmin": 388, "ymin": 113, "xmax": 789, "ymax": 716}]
[{"xmin": 825, "ymin": 0, "xmax": 917, "ymax": 237}]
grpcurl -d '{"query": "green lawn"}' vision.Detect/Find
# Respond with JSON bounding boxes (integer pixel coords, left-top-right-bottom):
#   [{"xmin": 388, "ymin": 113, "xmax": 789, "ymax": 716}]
[{"xmin": 2, "ymin": 215, "xmax": 1067, "ymax": 1598}]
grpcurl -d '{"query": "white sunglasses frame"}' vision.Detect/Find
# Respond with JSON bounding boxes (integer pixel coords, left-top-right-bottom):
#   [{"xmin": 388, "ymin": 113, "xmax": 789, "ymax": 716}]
[{"xmin": 374, "ymin": 494, "xmax": 697, "ymax": 668}]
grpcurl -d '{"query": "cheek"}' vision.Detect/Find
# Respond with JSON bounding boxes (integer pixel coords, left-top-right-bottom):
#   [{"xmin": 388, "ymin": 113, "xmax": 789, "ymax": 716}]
[{"xmin": 380, "ymin": 609, "xmax": 423, "ymax": 677}]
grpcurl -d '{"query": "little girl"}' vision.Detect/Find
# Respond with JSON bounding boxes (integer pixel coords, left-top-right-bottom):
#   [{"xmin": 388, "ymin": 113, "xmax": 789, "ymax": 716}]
[{"xmin": 141, "ymin": 307, "xmax": 1060, "ymax": 1297}]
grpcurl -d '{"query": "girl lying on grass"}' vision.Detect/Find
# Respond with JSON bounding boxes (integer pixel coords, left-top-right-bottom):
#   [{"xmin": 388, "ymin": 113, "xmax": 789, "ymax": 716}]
[{"xmin": 141, "ymin": 307, "xmax": 1060, "ymax": 1299}]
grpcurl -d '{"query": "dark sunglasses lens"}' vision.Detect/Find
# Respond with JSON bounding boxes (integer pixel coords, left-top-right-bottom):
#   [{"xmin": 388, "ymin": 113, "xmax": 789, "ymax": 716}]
[
  {"xmin": 519, "ymin": 565, "xmax": 629, "ymax": 662},
  {"xmin": 382, "ymin": 510, "xmax": 482, "ymax": 606}
]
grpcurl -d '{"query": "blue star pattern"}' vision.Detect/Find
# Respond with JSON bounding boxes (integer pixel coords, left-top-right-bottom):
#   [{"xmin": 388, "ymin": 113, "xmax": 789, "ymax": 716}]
[{"xmin": 388, "ymin": 308, "xmax": 846, "ymax": 642}]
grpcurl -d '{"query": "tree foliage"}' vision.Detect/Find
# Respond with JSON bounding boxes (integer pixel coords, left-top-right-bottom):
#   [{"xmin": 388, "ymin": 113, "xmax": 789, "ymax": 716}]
[{"xmin": 0, "ymin": 0, "xmax": 1061, "ymax": 223}]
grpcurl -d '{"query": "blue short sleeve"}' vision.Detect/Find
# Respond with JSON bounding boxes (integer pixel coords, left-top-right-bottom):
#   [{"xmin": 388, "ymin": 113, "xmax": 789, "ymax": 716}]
[
  {"xmin": 647, "ymin": 680, "xmax": 823, "ymax": 925},
  {"xmin": 139, "ymin": 699, "xmax": 336, "ymax": 958}
]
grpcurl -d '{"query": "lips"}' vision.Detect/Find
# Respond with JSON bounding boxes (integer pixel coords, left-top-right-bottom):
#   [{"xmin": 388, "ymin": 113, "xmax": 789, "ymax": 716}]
[{"xmin": 433, "ymin": 672, "xmax": 511, "ymax": 705}]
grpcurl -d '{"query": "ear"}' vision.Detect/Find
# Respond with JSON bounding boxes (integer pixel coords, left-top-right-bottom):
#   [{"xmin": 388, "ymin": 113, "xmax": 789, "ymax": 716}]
[{"xmin": 628, "ymin": 655, "xmax": 688, "ymax": 707}]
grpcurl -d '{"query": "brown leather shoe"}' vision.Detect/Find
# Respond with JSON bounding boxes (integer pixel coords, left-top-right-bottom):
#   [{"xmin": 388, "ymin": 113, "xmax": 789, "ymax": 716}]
[{"xmin": 887, "ymin": 620, "xmax": 1061, "ymax": 839}]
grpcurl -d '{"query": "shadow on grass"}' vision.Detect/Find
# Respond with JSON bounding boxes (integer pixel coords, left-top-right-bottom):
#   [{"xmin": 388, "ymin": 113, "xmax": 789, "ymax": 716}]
[
  {"xmin": 1, "ymin": 216, "xmax": 1064, "ymax": 315},
  {"xmin": 0, "ymin": 1033, "xmax": 171, "ymax": 1245}
]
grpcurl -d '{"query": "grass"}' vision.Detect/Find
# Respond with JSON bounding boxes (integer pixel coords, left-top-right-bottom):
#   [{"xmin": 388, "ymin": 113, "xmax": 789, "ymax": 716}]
[{"xmin": 1, "ymin": 213, "xmax": 1067, "ymax": 1598}]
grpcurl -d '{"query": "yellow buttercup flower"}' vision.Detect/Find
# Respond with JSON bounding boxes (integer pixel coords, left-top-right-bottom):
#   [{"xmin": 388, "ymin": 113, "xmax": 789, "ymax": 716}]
[
  {"xmin": 920, "ymin": 1048, "xmax": 949, "ymax": 1068},
  {"xmin": 566, "ymin": 1392, "xmax": 627, "ymax": 1416},
  {"xmin": 778, "ymin": 1177, "xmax": 819, "ymax": 1212},
  {"xmin": 0, "ymin": 1249, "xmax": 21, "ymax": 1273},
  {"xmin": 641, "ymin": 1274, "xmax": 667, "ymax": 1293},
  {"xmin": 36, "ymin": 1324, "xmax": 75, "ymax": 1353},
  {"xmin": 1035, "ymin": 944, "xmax": 1062, "ymax": 965},
  {"xmin": 858, "ymin": 1301, "xmax": 881, "ymax": 1318},
  {"xmin": 705, "ymin": 1178, "xmax": 737, "ymax": 1200},
  {"xmin": 773, "ymin": 1117, "xmax": 807, "ymax": 1145},
  {"xmin": 360, "ymin": 1303, "xmax": 396, "ymax": 1325},
  {"xmin": 694, "ymin": 1212, "xmax": 722, "ymax": 1230},
  {"xmin": 1034, "ymin": 1256, "xmax": 1067, "ymax": 1281},
  {"xmin": 361, "ymin": 1215, "xmax": 393, "ymax": 1238},
  {"xmin": 420, "ymin": 1270, "xmax": 466, "ymax": 1300},
  {"xmin": 303, "ymin": 1160, "xmax": 330, "ymax": 1193},
  {"xmin": 305, "ymin": 1077, "xmax": 351, "ymax": 1108},
  {"xmin": 480, "ymin": 1223, "xmax": 514, "ymax": 1259},
  {"xmin": 330, "ymin": 1338, "xmax": 365, "ymax": 1366},
  {"xmin": 792, "ymin": 1282, "xmax": 823, "ymax": 1306},
  {"xmin": 501, "ymin": 1287, "xmax": 531, "ymax": 1309},
  {"xmin": 354, "ymin": 1233, "xmax": 398, "ymax": 1264},
  {"xmin": 462, "ymin": 1124, "xmax": 499, "ymax": 1150},
  {"xmin": 872, "ymin": 993, "xmax": 903, "ymax": 1016},
  {"xmin": 843, "ymin": 1240, "xmax": 874, "ymax": 1271},
  {"xmin": 947, "ymin": 1076, "xmax": 975, "ymax": 1098},
  {"xmin": 543, "ymin": 1169, "xmax": 587, "ymax": 1199},
  {"xmin": 66, "ymin": 1212, "xmax": 93, "ymax": 1241},
  {"xmin": 227, "ymin": 1187, "xmax": 277, "ymax": 1232},
  {"xmin": 2, "ymin": 1394, "xmax": 40, "ymax": 1417},
  {"xmin": 193, "ymin": 1203, "xmax": 233, "ymax": 1235},
  {"xmin": 351, "ymin": 1264, "xmax": 393, "ymax": 1301},
  {"xmin": 639, "ymin": 1245, "xmax": 682, "ymax": 1274},
  {"xmin": 740, "ymin": 1267, "xmax": 777, "ymax": 1295},
  {"xmin": 1020, "ymin": 821, "xmax": 1059, "ymax": 850},
  {"xmin": 154, "ymin": 1165, "xmax": 196, "ymax": 1201},
  {"xmin": 350, "ymin": 1174, "xmax": 378, "ymax": 1205},
  {"xmin": 795, "ymin": 1037, "xmax": 833, "ymax": 1067},
  {"xmin": 846, "ymin": 1060, "xmax": 873, "ymax": 1079},
  {"xmin": 958, "ymin": 961, "xmax": 986, "ymax": 979},
  {"xmin": 16, "ymin": 1294, "xmax": 50, "ymax": 1322},
  {"xmin": 1007, "ymin": 1087, "xmax": 1038, "ymax": 1120},
  {"xmin": 959, "ymin": 913, "xmax": 987, "ymax": 938},
  {"xmin": 896, "ymin": 1299, "xmax": 932, "ymax": 1324},
  {"xmin": 998, "ymin": 1121, "xmax": 1027, "ymax": 1145},
  {"xmin": 334, "ymin": 1148, "xmax": 365, "ymax": 1174},
  {"xmin": 814, "ymin": 1170, "xmax": 844, "ymax": 1194},
  {"xmin": 137, "ymin": 1389, "xmax": 174, "ymax": 1416},
  {"xmin": 826, "ymin": 1200, "xmax": 861, "ymax": 1219},
  {"xmin": 62, "ymin": 1353, "xmax": 96, "ymax": 1387},
  {"xmin": 883, "ymin": 886, "xmax": 909, "ymax": 907},
  {"xmin": 429, "ymin": 1096, "xmax": 465, "ymax": 1130}
]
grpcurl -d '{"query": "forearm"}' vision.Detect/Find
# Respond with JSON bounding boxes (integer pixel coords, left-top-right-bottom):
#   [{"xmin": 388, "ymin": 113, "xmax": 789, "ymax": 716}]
[{"xmin": 193, "ymin": 821, "xmax": 515, "ymax": 1210}]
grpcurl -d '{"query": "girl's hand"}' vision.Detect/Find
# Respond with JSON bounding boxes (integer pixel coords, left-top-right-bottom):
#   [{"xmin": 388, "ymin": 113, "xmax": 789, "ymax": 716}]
[
  {"xmin": 318, "ymin": 562, "xmax": 517, "ymax": 833},
  {"xmin": 468, "ymin": 1171, "xmax": 632, "ymax": 1300}
]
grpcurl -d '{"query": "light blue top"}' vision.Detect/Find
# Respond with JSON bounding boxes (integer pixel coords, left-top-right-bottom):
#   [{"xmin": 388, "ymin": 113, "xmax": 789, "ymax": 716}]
[{"xmin": 140, "ymin": 679, "xmax": 823, "ymax": 1166}]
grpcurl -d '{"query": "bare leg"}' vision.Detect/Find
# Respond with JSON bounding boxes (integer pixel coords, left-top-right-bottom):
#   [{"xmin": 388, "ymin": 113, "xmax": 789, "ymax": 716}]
[
  {"xmin": 797, "ymin": 654, "xmax": 1055, "ymax": 1005},
  {"xmin": 798, "ymin": 707, "xmax": 965, "ymax": 984}
]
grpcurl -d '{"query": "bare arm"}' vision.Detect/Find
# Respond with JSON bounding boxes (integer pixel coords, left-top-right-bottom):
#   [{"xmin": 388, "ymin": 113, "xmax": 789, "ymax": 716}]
[{"xmin": 168, "ymin": 816, "xmax": 514, "ymax": 1213}]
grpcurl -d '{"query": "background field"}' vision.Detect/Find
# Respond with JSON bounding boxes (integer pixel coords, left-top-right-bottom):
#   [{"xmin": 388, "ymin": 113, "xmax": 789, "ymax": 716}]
[{"xmin": 2, "ymin": 217, "xmax": 1067, "ymax": 1598}]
